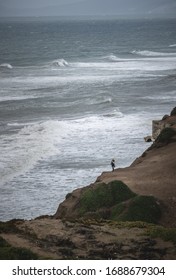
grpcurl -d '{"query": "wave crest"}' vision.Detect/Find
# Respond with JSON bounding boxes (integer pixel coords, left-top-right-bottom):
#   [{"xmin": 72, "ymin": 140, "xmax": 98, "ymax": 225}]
[
  {"xmin": 132, "ymin": 50, "xmax": 176, "ymax": 57},
  {"xmin": 103, "ymin": 110, "xmax": 123, "ymax": 118},
  {"xmin": 94, "ymin": 97, "xmax": 112, "ymax": 105},
  {"xmin": 104, "ymin": 54, "xmax": 121, "ymax": 61},
  {"xmin": 0, "ymin": 63, "xmax": 13, "ymax": 69},
  {"xmin": 52, "ymin": 59, "xmax": 69, "ymax": 67},
  {"xmin": 169, "ymin": 44, "xmax": 176, "ymax": 47}
]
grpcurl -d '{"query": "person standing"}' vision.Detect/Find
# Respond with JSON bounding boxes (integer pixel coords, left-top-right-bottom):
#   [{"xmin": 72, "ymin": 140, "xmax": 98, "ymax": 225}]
[{"xmin": 111, "ymin": 159, "xmax": 115, "ymax": 171}]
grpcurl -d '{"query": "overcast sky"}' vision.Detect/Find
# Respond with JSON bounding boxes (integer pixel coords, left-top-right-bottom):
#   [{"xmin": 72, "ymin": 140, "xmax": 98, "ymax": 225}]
[{"xmin": 0, "ymin": 0, "xmax": 176, "ymax": 18}]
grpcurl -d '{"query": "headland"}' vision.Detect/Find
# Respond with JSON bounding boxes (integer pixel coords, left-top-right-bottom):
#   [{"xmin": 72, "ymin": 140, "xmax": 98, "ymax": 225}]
[{"xmin": 1, "ymin": 108, "xmax": 176, "ymax": 259}]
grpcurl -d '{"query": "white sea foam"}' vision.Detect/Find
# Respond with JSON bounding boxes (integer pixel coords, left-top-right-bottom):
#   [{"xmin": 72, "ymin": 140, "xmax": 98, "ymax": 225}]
[
  {"xmin": 70, "ymin": 62, "xmax": 111, "ymax": 68},
  {"xmin": 142, "ymin": 91, "xmax": 176, "ymax": 101},
  {"xmin": 169, "ymin": 44, "xmax": 176, "ymax": 47},
  {"xmin": 7, "ymin": 121, "xmax": 36, "ymax": 127},
  {"xmin": 0, "ymin": 63, "xmax": 13, "ymax": 69},
  {"xmin": 132, "ymin": 50, "xmax": 176, "ymax": 57},
  {"xmin": 71, "ymin": 56, "xmax": 176, "ymax": 74},
  {"xmin": 0, "ymin": 120, "xmax": 67, "ymax": 185}
]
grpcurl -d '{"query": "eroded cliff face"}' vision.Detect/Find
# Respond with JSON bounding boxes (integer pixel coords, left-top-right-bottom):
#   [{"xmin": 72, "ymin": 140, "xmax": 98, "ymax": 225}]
[{"xmin": 152, "ymin": 110, "xmax": 176, "ymax": 140}]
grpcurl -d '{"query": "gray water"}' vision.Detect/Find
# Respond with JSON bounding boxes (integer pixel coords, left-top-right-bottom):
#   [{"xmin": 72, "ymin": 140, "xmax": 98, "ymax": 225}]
[{"xmin": 0, "ymin": 18, "xmax": 176, "ymax": 221}]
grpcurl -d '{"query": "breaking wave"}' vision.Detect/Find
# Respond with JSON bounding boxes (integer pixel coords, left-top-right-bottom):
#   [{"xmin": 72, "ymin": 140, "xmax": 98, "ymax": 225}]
[
  {"xmin": 101, "ymin": 97, "xmax": 112, "ymax": 104},
  {"xmin": 91, "ymin": 97, "xmax": 112, "ymax": 106},
  {"xmin": 52, "ymin": 59, "xmax": 69, "ymax": 67},
  {"xmin": 0, "ymin": 63, "xmax": 13, "ymax": 69},
  {"xmin": 169, "ymin": 44, "xmax": 176, "ymax": 47},
  {"xmin": 103, "ymin": 110, "xmax": 124, "ymax": 118},
  {"xmin": 104, "ymin": 54, "xmax": 122, "ymax": 62},
  {"xmin": 132, "ymin": 50, "xmax": 176, "ymax": 57}
]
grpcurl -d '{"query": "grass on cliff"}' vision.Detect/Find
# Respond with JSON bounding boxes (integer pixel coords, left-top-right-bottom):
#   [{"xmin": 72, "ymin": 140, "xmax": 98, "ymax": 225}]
[
  {"xmin": 78, "ymin": 181, "xmax": 161, "ymax": 224},
  {"xmin": 0, "ymin": 220, "xmax": 23, "ymax": 234},
  {"xmin": 0, "ymin": 236, "xmax": 39, "ymax": 260},
  {"xmin": 147, "ymin": 226, "xmax": 176, "ymax": 245},
  {"xmin": 79, "ymin": 181, "xmax": 136, "ymax": 214},
  {"xmin": 111, "ymin": 195, "xmax": 161, "ymax": 224}
]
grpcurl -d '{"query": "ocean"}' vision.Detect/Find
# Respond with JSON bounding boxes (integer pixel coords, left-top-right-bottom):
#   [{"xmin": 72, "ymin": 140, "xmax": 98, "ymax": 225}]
[{"xmin": 0, "ymin": 17, "xmax": 176, "ymax": 221}]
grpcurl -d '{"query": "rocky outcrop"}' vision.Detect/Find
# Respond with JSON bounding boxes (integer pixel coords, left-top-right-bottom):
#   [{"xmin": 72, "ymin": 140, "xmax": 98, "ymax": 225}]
[
  {"xmin": 171, "ymin": 107, "xmax": 176, "ymax": 116},
  {"xmin": 152, "ymin": 108, "xmax": 176, "ymax": 139}
]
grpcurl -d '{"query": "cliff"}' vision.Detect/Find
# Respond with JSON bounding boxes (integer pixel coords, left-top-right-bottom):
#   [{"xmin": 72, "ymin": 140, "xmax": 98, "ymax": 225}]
[
  {"xmin": 1, "ymin": 108, "xmax": 176, "ymax": 260},
  {"xmin": 55, "ymin": 110, "xmax": 176, "ymax": 228}
]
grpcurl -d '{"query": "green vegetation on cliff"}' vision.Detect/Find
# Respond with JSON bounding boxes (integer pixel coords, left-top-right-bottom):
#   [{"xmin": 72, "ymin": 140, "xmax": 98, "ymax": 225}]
[
  {"xmin": 0, "ymin": 236, "xmax": 38, "ymax": 260},
  {"xmin": 79, "ymin": 181, "xmax": 136, "ymax": 213},
  {"xmin": 147, "ymin": 226, "xmax": 176, "ymax": 244},
  {"xmin": 112, "ymin": 195, "xmax": 161, "ymax": 224},
  {"xmin": 78, "ymin": 181, "xmax": 161, "ymax": 224}
]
